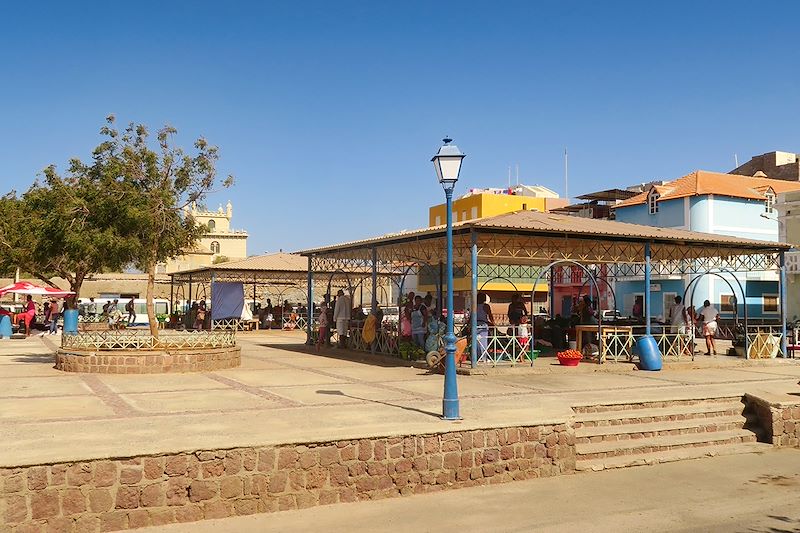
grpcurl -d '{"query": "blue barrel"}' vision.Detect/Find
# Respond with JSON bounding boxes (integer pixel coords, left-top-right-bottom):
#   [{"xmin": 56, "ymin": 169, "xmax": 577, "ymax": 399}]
[
  {"xmin": 63, "ymin": 309, "xmax": 79, "ymax": 335},
  {"xmin": 634, "ymin": 335, "xmax": 662, "ymax": 371},
  {"xmin": 0, "ymin": 315, "xmax": 11, "ymax": 338}
]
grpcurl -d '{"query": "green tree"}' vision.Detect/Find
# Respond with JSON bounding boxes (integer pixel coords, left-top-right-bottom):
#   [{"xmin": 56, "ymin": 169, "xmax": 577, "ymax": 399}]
[
  {"xmin": 82, "ymin": 117, "xmax": 232, "ymax": 336},
  {"xmin": 0, "ymin": 167, "xmax": 132, "ymax": 304}
]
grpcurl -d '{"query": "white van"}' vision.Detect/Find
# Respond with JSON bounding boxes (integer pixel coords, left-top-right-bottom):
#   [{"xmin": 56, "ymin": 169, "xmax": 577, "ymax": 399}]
[{"xmin": 77, "ymin": 298, "xmax": 171, "ymax": 326}]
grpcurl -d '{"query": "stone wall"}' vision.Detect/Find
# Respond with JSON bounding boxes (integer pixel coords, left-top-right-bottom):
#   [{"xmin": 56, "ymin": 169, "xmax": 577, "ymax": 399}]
[
  {"xmin": 55, "ymin": 346, "xmax": 241, "ymax": 374},
  {"xmin": 744, "ymin": 393, "xmax": 800, "ymax": 447},
  {"xmin": 1, "ymin": 424, "xmax": 574, "ymax": 532}
]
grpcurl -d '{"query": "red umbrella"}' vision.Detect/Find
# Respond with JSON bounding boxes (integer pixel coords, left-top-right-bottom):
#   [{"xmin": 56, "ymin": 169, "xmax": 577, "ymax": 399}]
[{"xmin": 0, "ymin": 282, "xmax": 75, "ymax": 298}]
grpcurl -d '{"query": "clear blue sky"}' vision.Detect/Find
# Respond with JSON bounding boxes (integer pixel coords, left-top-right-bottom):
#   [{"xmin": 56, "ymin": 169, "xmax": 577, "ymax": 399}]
[{"xmin": 2, "ymin": 1, "xmax": 800, "ymax": 254}]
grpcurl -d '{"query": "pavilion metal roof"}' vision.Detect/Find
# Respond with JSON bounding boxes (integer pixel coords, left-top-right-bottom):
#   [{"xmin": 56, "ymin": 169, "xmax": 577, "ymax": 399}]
[
  {"xmin": 299, "ymin": 210, "xmax": 790, "ymax": 255},
  {"xmin": 174, "ymin": 252, "xmax": 308, "ymax": 275}
]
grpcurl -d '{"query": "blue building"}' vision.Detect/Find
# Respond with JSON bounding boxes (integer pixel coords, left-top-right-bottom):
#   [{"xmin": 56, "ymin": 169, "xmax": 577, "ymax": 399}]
[{"xmin": 611, "ymin": 170, "xmax": 800, "ymax": 320}]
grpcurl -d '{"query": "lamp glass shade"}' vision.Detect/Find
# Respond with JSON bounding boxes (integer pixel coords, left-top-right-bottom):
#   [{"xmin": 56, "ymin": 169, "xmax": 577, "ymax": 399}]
[{"xmin": 434, "ymin": 155, "xmax": 463, "ymax": 184}]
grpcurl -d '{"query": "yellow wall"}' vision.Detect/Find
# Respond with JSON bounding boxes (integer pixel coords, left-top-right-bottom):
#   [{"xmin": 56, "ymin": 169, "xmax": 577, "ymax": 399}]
[{"xmin": 428, "ymin": 193, "xmax": 549, "ymax": 226}]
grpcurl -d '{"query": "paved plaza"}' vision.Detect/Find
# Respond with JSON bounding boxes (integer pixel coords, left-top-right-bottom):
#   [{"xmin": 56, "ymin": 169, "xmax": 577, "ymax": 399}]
[{"xmin": 2, "ymin": 331, "xmax": 800, "ymax": 469}]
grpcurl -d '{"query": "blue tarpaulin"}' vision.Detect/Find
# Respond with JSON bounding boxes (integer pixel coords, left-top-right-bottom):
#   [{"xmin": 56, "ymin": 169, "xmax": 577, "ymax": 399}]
[{"xmin": 211, "ymin": 282, "xmax": 245, "ymax": 320}]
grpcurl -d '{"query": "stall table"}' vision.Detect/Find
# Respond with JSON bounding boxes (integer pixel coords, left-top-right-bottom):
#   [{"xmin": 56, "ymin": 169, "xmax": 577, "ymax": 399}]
[{"xmin": 574, "ymin": 324, "xmax": 634, "ymax": 363}]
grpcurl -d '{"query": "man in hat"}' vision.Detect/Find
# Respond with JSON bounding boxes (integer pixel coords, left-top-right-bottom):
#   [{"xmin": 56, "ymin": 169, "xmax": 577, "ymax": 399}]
[{"xmin": 332, "ymin": 289, "xmax": 351, "ymax": 348}]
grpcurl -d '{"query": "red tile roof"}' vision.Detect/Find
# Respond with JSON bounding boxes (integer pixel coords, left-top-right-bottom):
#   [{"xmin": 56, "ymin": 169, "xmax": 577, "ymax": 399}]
[{"xmin": 614, "ymin": 170, "xmax": 800, "ymax": 208}]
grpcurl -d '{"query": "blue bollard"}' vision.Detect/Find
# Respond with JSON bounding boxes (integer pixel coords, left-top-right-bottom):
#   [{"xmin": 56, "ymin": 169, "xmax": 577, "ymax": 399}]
[
  {"xmin": 63, "ymin": 309, "xmax": 79, "ymax": 335},
  {"xmin": 634, "ymin": 335, "xmax": 662, "ymax": 371},
  {"xmin": 0, "ymin": 315, "xmax": 11, "ymax": 339}
]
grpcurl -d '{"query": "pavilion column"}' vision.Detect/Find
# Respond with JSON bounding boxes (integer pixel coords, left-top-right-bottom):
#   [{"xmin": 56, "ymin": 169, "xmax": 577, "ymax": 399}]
[
  {"xmin": 634, "ymin": 241, "xmax": 662, "ymax": 369},
  {"xmin": 371, "ymin": 247, "xmax": 378, "ymax": 354},
  {"xmin": 438, "ymin": 262, "xmax": 444, "ymax": 315},
  {"xmin": 307, "ymin": 256, "xmax": 314, "ymax": 345},
  {"xmin": 187, "ymin": 274, "xmax": 193, "ymax": 329},
  {"xmin": 644, "ymin": 242, "xmax": 652, "ymax": 336},
  {"xmin": 371, "ymin": 248, "xmax": 378, "ymax": 312},
  {"xmin": 548, "ymin": 266, "xmax": 555, "ymax": 317},
  {"xmin": 780, "ymin": 250, "xmax": 788, "ymax": 357},
  {"xmin": 470, "ymin": 232, "xmax": 478, "ymax": 368}
]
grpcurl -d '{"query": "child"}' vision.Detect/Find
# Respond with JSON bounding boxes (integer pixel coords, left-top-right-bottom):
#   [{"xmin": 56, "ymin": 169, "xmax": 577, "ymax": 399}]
[
  {"xmin": 316, "ymin": 304, "xmax": 329, "ymax": 352},
  {"xmin": 517, "ymin": 315, "xmax": 530, "ymax": 361}
]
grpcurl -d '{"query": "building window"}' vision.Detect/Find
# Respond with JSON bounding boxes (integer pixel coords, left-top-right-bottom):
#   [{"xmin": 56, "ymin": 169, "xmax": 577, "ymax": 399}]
[
  {"xmin": 765, "ymin": 191, "xmax": 775, "ymax": 213},
  {"xmin": 471, "ymin": 206, "xmax": 478, "ymax": 219},
  {"xmin": 210, "ymin": 241, "xmax": 221, "ymax": 254},
  {"xmin": 207, "ymin": 219, "xmax": 216, "ymax": 231},
  {"xmin": 648, "ymin": 191, "xmax": 660, "ymax": 215},
  {"xmin": 461, "ymin": 210, "xmax": 467, "ymax": 221},
  {"xmin": 720, "ymin": 294, "xmax": 736, "ymax": 314},
  {"xmin": 434, "ymin": 215, "xmax": 441, "ymax": 226},
  {"xmin": 762, "ymin": 294, "xmax": 779, "ymax": 314}
]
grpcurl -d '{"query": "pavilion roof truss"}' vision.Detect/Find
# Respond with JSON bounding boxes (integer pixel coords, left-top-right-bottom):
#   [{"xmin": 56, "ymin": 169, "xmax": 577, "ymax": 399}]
[{"xmin": 306, "ymin": 229, "xmax": 782, "ymax": 277}]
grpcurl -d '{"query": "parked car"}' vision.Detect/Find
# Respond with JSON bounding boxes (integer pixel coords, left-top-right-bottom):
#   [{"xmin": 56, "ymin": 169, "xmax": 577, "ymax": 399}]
[{"xmin": 600, "ymin": 309, "xmax": 625, "ymax": 321}]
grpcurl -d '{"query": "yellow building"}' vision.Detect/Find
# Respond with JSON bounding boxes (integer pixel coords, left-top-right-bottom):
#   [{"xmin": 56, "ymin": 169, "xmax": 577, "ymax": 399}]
[
  {"xmin": 163, "ymin": 201, "xmax": 249, "ymax": 273},
  {"xmin": 428, "ymin": 184, "xmax": 567, "ymax": 226},
  {"xmin": 420, "ymin": 185, "xmax": 566, "ymax": 313}
]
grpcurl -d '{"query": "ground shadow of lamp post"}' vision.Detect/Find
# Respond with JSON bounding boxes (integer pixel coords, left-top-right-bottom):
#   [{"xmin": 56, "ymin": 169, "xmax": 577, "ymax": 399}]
[{"xmin": 432, "ymin": 137, "xmax": 465, "ymax": 419}]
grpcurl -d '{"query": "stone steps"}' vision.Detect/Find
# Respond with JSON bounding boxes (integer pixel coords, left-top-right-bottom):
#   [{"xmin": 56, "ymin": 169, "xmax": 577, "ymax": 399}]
[
  {"xmin": 572, "ymin": 396, "xmax": 741, "ymax": 414},
  {"xmin": 574, "ymin": 401, "xmax": 744, "ymax": 428},
  {"xmin": 576, "ymin": 442, "xmax": 771, "ymax": 471},
  {"xmin": 576, "ymin": 428, "xmax": 757, "ymax": 460},
  {"xmin": 573, "ymin": 397, "xmax": 764, "ymax": 471},
  {"xmin": 575, "ymin": 414, "xmax": 749, "ymax": 442}
]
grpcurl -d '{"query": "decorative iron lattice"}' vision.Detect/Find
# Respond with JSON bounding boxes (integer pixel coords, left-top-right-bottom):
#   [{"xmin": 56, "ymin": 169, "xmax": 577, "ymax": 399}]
[
  {"xmin": 476, "ymin": 331, "xmax": 533, "ymax": 367},
  {"xmin": 746, "ymin": 326, "xmax": 784, "ymax": 358},
  {"xmin": 282, "ymin": 313, "xmax": 308, "ymax": 331},
  {"xmin": 61, "ymin": 330, "xmax": 236, "ymax": 351}
]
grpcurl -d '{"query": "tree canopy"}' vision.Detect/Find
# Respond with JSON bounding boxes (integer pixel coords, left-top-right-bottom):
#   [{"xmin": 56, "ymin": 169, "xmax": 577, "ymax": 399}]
[
  {"xmin": 75, "ymin": 116, "xmax": 233, "ymax": 335},
  {"xmin": 1, "ymin": 116, "xmax": 232, "ymax": 332},
  {"xmin": 0, "ymin": 165, "xmax": 133, "ymax": 302}
]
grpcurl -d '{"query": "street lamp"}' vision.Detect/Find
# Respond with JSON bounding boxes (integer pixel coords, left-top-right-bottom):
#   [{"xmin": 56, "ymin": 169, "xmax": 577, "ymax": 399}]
[
  {"xmin": 760, "ymin": 212, "xmax": 786, "ymax": 241},
  {"xmin": 432, "ymin": 137, "xmax": 465, "ymax": 420}
]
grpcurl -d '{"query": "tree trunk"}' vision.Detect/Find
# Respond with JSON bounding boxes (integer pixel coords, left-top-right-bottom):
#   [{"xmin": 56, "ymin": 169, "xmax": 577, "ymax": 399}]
[{"xmin": 147, "ymin": 261, "xmax": 158, "ymax": 339}]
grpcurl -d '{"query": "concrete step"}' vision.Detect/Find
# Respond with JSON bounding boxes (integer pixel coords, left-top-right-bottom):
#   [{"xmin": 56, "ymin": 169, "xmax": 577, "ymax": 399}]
[
  {"xmin": 575, "ymin": 414, "xmax": 748, "ymax": 441},
  {"xmin": 572, "ymin": 396, "xmax": 742, "ymax": 414},
  {"xmin": 574, "ymin": 402, "xmax": 744, "ymax": 428},
  {"xmin": 575, "ymin": 429, "xmax": 758, "ymax": 459},
  {"xmin": 575, "ymin": 441, "xmax": 771, "ymax": 472}
]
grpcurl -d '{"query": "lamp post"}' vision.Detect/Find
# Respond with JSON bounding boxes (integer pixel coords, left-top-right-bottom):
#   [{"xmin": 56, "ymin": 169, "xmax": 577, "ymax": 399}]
[{"xmin": 432, "ymin": 137, "xmax": 465, "ymax": 420}]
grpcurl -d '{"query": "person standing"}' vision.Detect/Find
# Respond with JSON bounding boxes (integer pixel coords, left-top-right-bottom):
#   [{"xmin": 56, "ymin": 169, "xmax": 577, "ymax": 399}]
[
  {"xmin": 20, "ymin": 295, "xmax": 36, "ymax": 336},
  {"xmin": 698, "ymin": 300, "xmax": 720, "ymax": 355},
  {"xmin": 87, "ymin": 297, "xmax": 97, "ymax": 321},
  {"xmin": 316, "ymin": 303, "xmax": 329, "ymax": 352},
  {"xmin": 668, "ymin": 295, "xmax": 693, "ymax": 356},
  {"xmin": 332, "ymin": 289, "xmax": 351, "ymax": 348},
  {"xmin": 49, "ymin": 299, "xmax": 61, "ymax": 335},
  {"xmin": 507, "ymin": 293, "xmax": 528, "ymax": 329},
  {"xmin": 125, "ymin": 298, "xmax": 136, "ymax": 326},
  {"xmin": 476, "ymin": 292, "xmax": 495, "ymax": 362},
  {"xmin": 193, "ymin": 301, "xmax": 207, "ymax": 330},
  {"xmin": 411, "ymin": 295, "xmax": 428, "ymax": 348}
]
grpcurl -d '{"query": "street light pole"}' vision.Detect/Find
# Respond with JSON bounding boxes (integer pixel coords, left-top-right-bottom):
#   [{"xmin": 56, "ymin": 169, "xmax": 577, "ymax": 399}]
[{"xmin": 432, "ymin": 137, "xmax": 465, "ymax": 420}]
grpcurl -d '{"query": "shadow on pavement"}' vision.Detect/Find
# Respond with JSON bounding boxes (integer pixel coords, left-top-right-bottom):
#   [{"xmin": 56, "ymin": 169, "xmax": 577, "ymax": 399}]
[
  {"xmin": 256, "ymin": 342, "xmax": 425, "ymax": 370},
  {"xmin": 9, "ymin": 354, "xmax": 55, "ymax": 364},
  {"xmin": 741, "ymin": 514, "xmax": 800, "ymax": 533},
  {"xmin": 316, "ymin": 389, "xmax": 442, "ymax": 419}
]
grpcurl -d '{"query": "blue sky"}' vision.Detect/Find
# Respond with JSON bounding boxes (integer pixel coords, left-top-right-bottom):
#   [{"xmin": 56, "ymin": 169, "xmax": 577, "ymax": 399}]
[{"xmin": 2, "ymin": 1, "xmax": 800, "ymax": 254}]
